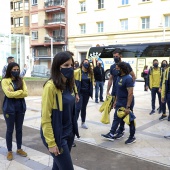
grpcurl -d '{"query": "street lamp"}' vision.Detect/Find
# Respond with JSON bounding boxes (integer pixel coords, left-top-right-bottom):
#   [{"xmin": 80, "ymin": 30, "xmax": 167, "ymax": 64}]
[
  {"xmin": 158, "ymin": 23, "xmax": 165, "ymax": 41},
  {"xmin": 45, "ymin": 34, "xmax": 53, "ymax": 66}
]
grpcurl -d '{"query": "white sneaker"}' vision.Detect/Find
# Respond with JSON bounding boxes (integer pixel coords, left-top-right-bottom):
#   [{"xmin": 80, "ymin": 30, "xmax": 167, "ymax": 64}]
[{"xmin": 81, "ymin": 123, "xmax": 88, "ymax": 129}]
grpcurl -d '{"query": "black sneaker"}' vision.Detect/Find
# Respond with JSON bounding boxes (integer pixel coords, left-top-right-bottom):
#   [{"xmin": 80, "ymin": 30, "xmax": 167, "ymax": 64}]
[
  {"xmin": 72, "ymin": 142, "xmax": 76, "ymax": 147},
  {"xmin": 149, "ymin": 110, "xmax": 155, "ymax": 115},
  {"xmin": 114, "ymin": 133, "xmax": 124, "ymax": 140},
  {"xmin": 159, "ymin": 115, "xmax": 167, "ymax": 120},
  {"xmin": 100, "ymin": 100, "xmax": 104, "ymax": 102},
  {"xmin": 101, "ymin": 132, "xmax": 114, "ymax": 141},
  {"xmin": 164, "ymin": 135, "xmax": 170, "ymax": 139},
  {"xmin": 125, "ymin": 136, "xmax": 136, "ymax": 144},
  {"xmin": 168, "ymin": 116, "xmax": 170, "ymax": 121}
]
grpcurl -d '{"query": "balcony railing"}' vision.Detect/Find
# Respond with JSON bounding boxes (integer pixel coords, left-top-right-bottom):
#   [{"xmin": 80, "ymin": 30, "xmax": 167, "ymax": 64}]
[
  {"xmin": 45, "ymin": 18, "xmax": 65, "ymax": 25},
  {"xmin": 44, "ymin": 0, "xmax": 65, "ymax": 8},
  {"xmin": 44, "ymin": 36, "xmax": 65, "ymax": 43}
]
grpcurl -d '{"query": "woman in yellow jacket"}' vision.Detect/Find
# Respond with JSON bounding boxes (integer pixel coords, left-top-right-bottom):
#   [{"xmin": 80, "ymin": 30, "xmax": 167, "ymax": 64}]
[
  {"xmin": 1, "ymin": 62, "xmax": 28, "ymax": 161},
  {"xmin": 40, "ymin": 52, "xmax": 79, "ymax": 170}
]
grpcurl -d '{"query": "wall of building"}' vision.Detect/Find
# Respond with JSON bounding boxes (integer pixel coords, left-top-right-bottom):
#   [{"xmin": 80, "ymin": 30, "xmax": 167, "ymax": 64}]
[{"xmin": 67, "ymin": 0, "xmax": 170, "ymax": 62}]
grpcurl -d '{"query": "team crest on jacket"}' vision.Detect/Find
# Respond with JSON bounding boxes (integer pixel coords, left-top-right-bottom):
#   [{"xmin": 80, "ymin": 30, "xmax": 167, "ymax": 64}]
[
  {"xmin": 6, "ymin": 114, "xmax": 9, "ymax": 118},
  {"xmin": 118, "ymin": 78, "xmax": 122, "ymax": 86}
]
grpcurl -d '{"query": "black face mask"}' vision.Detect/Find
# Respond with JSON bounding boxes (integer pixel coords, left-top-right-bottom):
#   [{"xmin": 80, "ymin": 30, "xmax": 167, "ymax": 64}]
[
  {"xmin": 75, "ymin": 63, "xmax": 79, "ymax": 68},
  {"xmin": 11, "ymin": 71, "xmax": 19, "ymax": 78},
  {"xmin": 83, "ymin": 63, "xmax": 89, "ymax": 69},
  {"xmin": 153, "ymin": 63, "xmax": 158, "ymax": 68},
  {"xmin": 162, "ymin": 63, "xmax": 166, "ymax": 68},
  {"xmin": 114, "ymin": 57, "xmax": 120, "ymax": 63},
  {"xmin": 60, "ymin": 67, "xmax": 74, "ymax": 79}
]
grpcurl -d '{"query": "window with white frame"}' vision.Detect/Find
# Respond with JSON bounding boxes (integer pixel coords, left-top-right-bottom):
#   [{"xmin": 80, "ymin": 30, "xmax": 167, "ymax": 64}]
[
  {"xmin": 165, "ymin": 15, "xmax": 170, "ymax": 27},
  {"xmin": 80, "ymin": 1, "xmax": 86, "ymax": 12},
  {"xmin": 98, "ymin": 0, "xmax": 104, "ymax": 9},
  {"xmin": 32, "ymin": 31, "xmax": 38, "ymax": 40},
  {"xmin": 32, "ymin": 0, "xmax": 37, "ymax": 6},
  {"xmin": 80, "ymin": 24, "xmax": 86, "ymax": 34},
  {"xmin": 14, "ymin": 1, "xmax": 23, "ymax": 11},
  {"xmin": 141, "ymin": 17, "xmax": 150, "ymax": 29},
  {"xmin": 31, "ymin": 14, "xmax": 38, "ymax": 23},
  {"xmin": 122, "ymin": 0, "xmax": 129, "ymax": 5},
  {"xmin": 14, "ymin": 17, "xmax": 23, "ymax": 27},
  {"xmin": 121, "ymin": 19, "xmax": 128, "ymax": 30},
  {"xmin": 97, "ymin": 22, "xmax": 103, "ymax": 32}
]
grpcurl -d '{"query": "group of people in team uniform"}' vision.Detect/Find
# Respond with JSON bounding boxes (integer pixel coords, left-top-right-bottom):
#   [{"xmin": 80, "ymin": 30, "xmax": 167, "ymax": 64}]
[{"xmin": 2, "ymin": 49, "xmax": 170, "ymax": 170}]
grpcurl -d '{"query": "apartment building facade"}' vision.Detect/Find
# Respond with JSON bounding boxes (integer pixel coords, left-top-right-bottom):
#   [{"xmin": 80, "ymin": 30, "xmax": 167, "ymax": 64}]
[
  {"xmin": 67, "ymin": 0, "xmax": 170, "ymax": 62},
  {"xmin": 30, "ymin": 0, "xmax": 66, "ymax": 71},
  {"xmin": 10, "ymin": 0, "xmax": 29, "ymax": 35}
]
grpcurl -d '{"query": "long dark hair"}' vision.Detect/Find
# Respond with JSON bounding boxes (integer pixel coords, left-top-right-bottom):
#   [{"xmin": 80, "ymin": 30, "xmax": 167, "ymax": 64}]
[
  {"xmin": 117, "ymin": 62, "xmax": 130, "ymax": 75},
  {"xmin": 5, "ymin": 62, "xmax": 23, "ymax": 90},
  {"xmin": 45, "ymin": 51, "xmax": 74, "ymax": 91},
  {"xmin": 80, "ymin": 59, "xmax": 93, "ymax": 76}
]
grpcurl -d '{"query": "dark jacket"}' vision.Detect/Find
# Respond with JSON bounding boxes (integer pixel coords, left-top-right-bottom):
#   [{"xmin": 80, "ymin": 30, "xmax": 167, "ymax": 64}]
[
  {"xmin": 93, "ymin": 66, "xmax": 105, "ymax": 82},
  {"xmin": 74, "ymin": 68, "xmax": 94, "ymax": 98}
]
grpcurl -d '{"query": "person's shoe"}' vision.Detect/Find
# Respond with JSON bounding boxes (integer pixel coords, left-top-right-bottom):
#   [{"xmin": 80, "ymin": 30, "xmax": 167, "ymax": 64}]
[
  {"xmin": 159, "ymin": 115, "xmax": 167, "ymax": 120},
  {"xmin": 7, "ymin": 152, "xmax": 13, "ymax": 161},
  {"xmin": 95, "ymin": 101, "xmax": 99, "ymax": 103},
  {"xmin": 125, "ymin": 136, "xmax": 136, "ymax": 144},
  {"xmin": 100, "ymin": 100, "xmax": 104, "ymax": 102},
  {"xmin": 16, "ymin": 149, "xmax": 27, "ymax": 157},
  {"xmin": 101, "ymin": 132, "xmax": 114, "ymax": 141},
  {"xmin": 164, "ymin": 135, "xmax": 170, "ymax": 139},
  {"xmin": 114, "ymin": 132, "xmax": 124, "ymax": 140},
  {"xmin": 158, "ymin": 108, "xmax": 162, "ymax": 114},
  {"xmin": 157, "ymin": 107, "xmax": 160, "ymax": 111},
  {"xmin": 149, "ymin": 110, "xmax": 155, "ymax": 115},
  {"xmin": 72, "ymin": 142, "xmax": 76, "ymax": 147},
  {"xmin": 168, "ymin": 116, "xmax": 170, "ymax": 121},
  {"xmin": 81, "ymin": 123, "xmax": 88, "ymax": 129}
]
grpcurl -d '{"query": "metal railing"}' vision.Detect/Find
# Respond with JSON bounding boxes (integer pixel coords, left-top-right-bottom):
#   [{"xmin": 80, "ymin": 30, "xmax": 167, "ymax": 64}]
[
  {"xmin": 44, "ymin": 36, "xmax": 65, "ymax": 43},
  {"xmin": 44, "ymin": 18, "xmax": 65, "ymax": 25},
  {"xmin": 44, "ymin": 0, "xmax": 65, "ymax": 7}
]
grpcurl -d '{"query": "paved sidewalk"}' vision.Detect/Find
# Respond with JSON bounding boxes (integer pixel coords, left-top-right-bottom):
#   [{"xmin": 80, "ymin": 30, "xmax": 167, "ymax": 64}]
[{"xmin": 0, "ymin": 81, "xmax": 170, "ymax": 169}]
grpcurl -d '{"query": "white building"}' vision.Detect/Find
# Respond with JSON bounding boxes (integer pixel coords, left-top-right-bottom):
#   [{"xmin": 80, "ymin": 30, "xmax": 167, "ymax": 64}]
[{"xmin": 67, "ymin": 0, "xmax": 170, "ymax": 62}]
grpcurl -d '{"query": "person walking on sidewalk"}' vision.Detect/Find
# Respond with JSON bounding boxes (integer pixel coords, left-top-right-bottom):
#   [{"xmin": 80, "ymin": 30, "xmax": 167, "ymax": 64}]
[
  {"xmin": 40, "ymin": 51, "xmax": 79, "ymax": 170},
  {"xmin": 101, "ymin": 62, "xmax": 136, "ymax": 144},
  {"xmin": 74, "ymin": 59, "xmax": 94, "ymax": 129},
  {"xmin": 142, "ymin": 65, "xmax": 149, "ymax": 91},
  {"xmin": 106, "ymin": 48, "xmax": 136, "ymax": 138},
  {"xmin": 2, "ymin": 56, "xmax": 27, "ymax": 78},
  {"xmin": 159, "ymin": 60, "xmax": 169, "ymax": 120},
  {"xmin": 161, "ymin": 64, "xmax": 170, "ymax": 121},
  {"xmin": 1, "ymin": 62, "xmax": 28, "ymax": 161},
  {"xmin": 93, "ymin": 60, "xmax": 105, "ymax": 103},
  {"xmin": 146, "ymin": 59, "xmax": 162, "ymax": 115}
]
